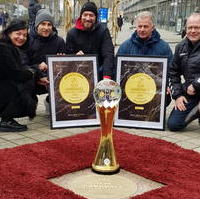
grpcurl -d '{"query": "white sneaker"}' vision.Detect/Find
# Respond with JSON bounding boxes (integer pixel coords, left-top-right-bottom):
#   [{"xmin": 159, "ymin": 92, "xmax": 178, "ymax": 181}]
[{"xmin": 44, "ymin": 99, "xmax": 50, "ymax": 115}]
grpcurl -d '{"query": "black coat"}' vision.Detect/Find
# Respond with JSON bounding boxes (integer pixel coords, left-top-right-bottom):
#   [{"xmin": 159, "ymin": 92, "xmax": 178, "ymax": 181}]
[
  {"xmin": 66, "ymin": 22, "xmax": 115, "ymax": 80},
  {"xmin": 18, "ymin": 47, "xmax": 43, "ymax": 81},
  {"xmin": 29, "ymin": 29, "xmax": 66, "ymax": 66},
  {"xmin": 28, "ymin": 28, "xmax": 66, "ymax": 94},
  {"xmin": 0, "ymin": 42, "xmax": 38, "ymax": 119},
  {"xmin": 170, "ymin": 38, "xmax": 200, "ymax": 99},
  {"xmin": 117, "ymin": 17, "xmax": 123, "ymax": 28}
]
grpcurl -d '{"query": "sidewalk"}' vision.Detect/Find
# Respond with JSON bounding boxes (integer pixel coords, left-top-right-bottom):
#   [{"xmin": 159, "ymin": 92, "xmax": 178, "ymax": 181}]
[{"xmin": 0, "ymin": 23, "xmax": 199, "ymax": 153}]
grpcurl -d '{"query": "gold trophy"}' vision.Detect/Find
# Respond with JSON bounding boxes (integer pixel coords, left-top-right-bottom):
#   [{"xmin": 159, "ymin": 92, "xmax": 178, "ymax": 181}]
[{"xmin": 92, "ymin": 79, "xmax": 122, "ymax": 174}]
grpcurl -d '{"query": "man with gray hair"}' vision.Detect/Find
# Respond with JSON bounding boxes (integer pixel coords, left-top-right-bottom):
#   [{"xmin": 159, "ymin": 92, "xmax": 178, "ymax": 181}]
[
  {"xmin": 117, "ymin": 11, "xmax": 173, "ymax": 106},
  {"xmin": 117, "ymin": 11, "xmax": 172, "ymax": 59},
  {"xmin": 168, "ymin": 13, "xmax": 200, "ymax": 131}
]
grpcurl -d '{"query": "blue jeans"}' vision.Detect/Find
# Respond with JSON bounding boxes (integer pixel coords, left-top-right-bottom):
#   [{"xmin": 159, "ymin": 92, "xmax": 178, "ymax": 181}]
[{"xmin": 167, "ymin": 96, "xmax": 199, "ymax": 131}]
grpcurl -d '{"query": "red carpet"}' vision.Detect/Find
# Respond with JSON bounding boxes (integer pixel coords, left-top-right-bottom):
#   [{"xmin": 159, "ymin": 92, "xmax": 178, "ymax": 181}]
[{"xmin": 1, "ymin": 129, "xmax": 200, "ymax": 199}]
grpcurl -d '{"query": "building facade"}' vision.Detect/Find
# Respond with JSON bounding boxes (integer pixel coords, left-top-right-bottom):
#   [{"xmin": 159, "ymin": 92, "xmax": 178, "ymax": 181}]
[{"xmin": 123, "ymin": 0, "xmax": 200, "ymax": 33}]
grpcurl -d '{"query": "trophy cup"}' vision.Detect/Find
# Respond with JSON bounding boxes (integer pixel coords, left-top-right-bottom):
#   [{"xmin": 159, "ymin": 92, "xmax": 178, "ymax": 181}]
[{"xmin": 92, "ymin": 79, "xmax": 122, "ymax": 174}]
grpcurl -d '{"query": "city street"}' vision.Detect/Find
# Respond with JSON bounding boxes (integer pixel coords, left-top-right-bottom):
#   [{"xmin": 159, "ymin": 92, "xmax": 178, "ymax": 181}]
[{"xmin": 0, "ymin": 22, "xmax": 199, "ymax": 154}]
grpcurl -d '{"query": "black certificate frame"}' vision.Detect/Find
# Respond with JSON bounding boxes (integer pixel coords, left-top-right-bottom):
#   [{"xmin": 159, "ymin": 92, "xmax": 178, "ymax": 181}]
[
  {"xmin": 115, "ymin": 55, "xmax": 168, "ymax": 130},
  {"xmin": 47, "ymin": 55, "xmax": 99, "ymax": 129}
]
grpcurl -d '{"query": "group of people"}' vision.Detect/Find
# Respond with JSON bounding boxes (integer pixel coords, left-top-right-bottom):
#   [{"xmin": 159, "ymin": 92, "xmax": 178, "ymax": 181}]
[
  {"xmin": 0, "ymin": 8, "xmax": 65, "ymax": 132},
  {"xmin": 0, "ymin": 1, "xmax": 199, "ymax": 133},
  {"xmin": 0, "ymin": 2, "xmax": 114, "ymax": 132}
]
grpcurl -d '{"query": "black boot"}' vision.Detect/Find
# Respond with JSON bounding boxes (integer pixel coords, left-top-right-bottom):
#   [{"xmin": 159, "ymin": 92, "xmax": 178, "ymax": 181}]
[
  {"xmin": 185, "ymin": 103, "xmax": 200, "ymax": 125},
  {"xmin": 0, "ymin": 118, "xmax": 27, "ymax": 132}
]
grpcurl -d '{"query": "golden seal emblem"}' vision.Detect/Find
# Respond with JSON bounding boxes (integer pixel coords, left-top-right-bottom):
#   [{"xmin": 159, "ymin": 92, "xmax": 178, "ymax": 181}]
[
  {"xmin": 59, "ymin": 72, "xmax": 90, "ymax": 104},
  {"xmin": 125, "ymin": 73, "xmax": 156, "ymax": 105}
]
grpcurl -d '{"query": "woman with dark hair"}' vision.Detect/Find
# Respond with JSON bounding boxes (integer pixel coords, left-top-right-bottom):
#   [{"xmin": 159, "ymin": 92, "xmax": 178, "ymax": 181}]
[{"xmin": 0, "ymin": 19, "xmax": 41, "ymax": 132}]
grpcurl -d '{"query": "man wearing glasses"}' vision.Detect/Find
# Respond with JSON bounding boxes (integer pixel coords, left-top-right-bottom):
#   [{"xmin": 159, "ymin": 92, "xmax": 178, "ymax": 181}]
[{"xmin": 168, "ymin": 13, "xmax": 200, "ymax": 131}]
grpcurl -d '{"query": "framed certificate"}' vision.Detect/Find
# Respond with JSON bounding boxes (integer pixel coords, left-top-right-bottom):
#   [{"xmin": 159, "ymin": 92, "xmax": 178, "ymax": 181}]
[
  {"xmin": 47, "ymin": 55, "xmax": 99, "ymax": 128},
  {"xmin": 115, "ymin": 55, "xmax": 168, "ymax": 130}
]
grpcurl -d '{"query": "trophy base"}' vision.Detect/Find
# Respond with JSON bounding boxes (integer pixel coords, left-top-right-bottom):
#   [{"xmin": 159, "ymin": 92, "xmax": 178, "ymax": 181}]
[{"xmin": 91, "ymin": 164, "xmax": 120, "ymax": 175}]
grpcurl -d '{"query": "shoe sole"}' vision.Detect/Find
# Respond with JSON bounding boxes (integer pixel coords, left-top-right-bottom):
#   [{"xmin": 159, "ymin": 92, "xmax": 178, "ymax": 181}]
[{"xmin": 0, "ymin": 127, "xmax": 27, "ymax": 132}]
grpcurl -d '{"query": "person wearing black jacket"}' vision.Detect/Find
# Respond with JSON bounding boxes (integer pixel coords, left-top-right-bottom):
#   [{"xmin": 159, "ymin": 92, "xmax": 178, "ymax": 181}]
[
  {"xmin": 0, "ymin": 19, "xmax": 42, "ymax": 132},
  {"xmin": 28, "ymin": 0, "xmax": 41, "ymax": 33},
  {"xmin": 28, "ymin": 9, "xmax": 66, "ymax": 95},
  {"xmin": 117, "ymin": 15, "xmax": 123, "ymax": 31},
  {"xmin": 168, "ymin": 13, "xmax": 200, "ymax": 131},
  {"xmin": 65, "ymin": 2, "xmax": 115, "ymax": 81}
]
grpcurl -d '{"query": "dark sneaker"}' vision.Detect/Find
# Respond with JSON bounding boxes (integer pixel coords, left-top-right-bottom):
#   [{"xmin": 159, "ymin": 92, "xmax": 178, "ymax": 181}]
[{"xmin": 0, "ymin": 119, "xmax": 27, "ymax": 132}]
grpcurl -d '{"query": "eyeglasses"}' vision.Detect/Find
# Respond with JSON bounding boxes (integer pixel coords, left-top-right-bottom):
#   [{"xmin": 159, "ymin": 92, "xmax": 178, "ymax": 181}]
[{"xmin": 187, "ymin": 26, "xmax": 200, "ymax": 31}]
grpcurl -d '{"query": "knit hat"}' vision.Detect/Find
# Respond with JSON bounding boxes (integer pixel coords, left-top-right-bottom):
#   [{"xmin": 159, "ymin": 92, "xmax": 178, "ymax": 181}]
[
  {"xmin": 4, "ymin": 19, "xmax": 28, "ymax": 34},
  {"xmin": 80, "ymin": 2, "xmax": 98, "ymax": 18},
  {"xmin": 35, "ymin": 9, "xmax": 54, "ymax": 28}
]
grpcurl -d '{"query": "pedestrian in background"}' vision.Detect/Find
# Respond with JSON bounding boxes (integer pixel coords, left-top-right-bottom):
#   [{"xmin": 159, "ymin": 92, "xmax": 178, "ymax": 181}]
[
  {"xmin": 28, "ymin": 9, "xmax": 66, "ymax": 113},
  {"xmin": 65, "ymin": 1, "xmax": 115, "ymax": 81},
  {"xmin": 117, "ymin": 11, "xmax": 173, "ymax": 106},
  {"xmin": 168, "ymin": 13, "xmax": 200, "ymax": 131},
  {"xmin": 0, "ymin": 19, "xmax": 39, "ymax": 132},
  {"xmin": 2, "ymin": 11, "xmax": 9, "ymax": 30},
  {"xmin": 28, "ymin": 0, "xmax": 42, "ymax": 34},
  {"xmin": 117, "ymin": 15, "xmax": 123, "ymax": 31}
]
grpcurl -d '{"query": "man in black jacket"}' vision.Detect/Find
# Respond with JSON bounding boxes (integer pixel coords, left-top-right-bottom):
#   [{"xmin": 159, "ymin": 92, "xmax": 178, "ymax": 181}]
[
  {"xmin": 117, "ymin": 15, "xmax": 123, "ymax": 31},
  {"xmin": 29, "ymin": 9, "xmax": 66, "ymax": 93},
  {"xmin": 168, "ymin": 13, "xmax": 200, "ymax": 131},
  {"xmin": 65, "ymin": 2, "xmax": 115, "ymax": 81},
  {"xmin": 28, "ymin": 9, "xmax": 66, "ymax": 113}
]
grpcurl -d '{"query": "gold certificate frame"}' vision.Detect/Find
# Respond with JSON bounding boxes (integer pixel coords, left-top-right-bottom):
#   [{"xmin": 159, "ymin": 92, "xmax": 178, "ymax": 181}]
[
  {"xmin": 47, "ymin": 55, "xmax": 98, "ymax": 128},
  {"xmin": 115, "ymin": 55, "xmax": 168, "ymax": 130}
]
